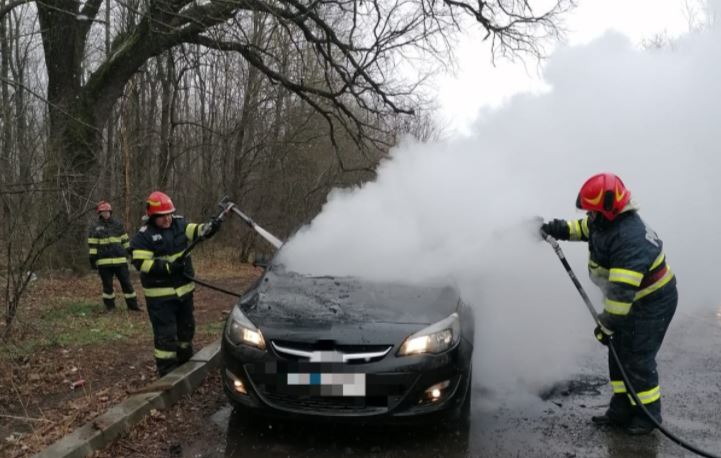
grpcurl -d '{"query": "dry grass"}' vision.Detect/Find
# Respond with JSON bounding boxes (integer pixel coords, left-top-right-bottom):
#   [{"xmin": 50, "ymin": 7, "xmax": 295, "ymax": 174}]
[{"xmin": 0, "ymin": 254, "xmax": 261, "ymax": 457}]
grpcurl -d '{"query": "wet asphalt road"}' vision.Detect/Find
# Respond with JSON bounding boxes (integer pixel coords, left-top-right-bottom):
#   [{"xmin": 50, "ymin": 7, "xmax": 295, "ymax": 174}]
[{"xmin": 193, "ymin": 311, "xmax": 721, "ymax": 457}]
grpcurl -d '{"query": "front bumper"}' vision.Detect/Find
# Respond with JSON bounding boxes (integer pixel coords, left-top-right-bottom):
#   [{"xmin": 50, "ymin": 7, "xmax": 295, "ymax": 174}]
[{"xmin": 221, "ymin": 335, "xmax": 472, "ymax": 421}]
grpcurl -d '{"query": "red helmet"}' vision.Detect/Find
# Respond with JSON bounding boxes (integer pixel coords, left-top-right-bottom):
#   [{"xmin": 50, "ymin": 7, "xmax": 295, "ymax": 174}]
[
  {"xmin": 96, "ymin": 201, "xmax": 112, "ymax": 213},
  {"xmin": 145, "ymin": 191, "xmax": 176, "ymax": 217},
  {"xmin": 576, "ymin": 173, "xmax": 631, "ymax": 221}
]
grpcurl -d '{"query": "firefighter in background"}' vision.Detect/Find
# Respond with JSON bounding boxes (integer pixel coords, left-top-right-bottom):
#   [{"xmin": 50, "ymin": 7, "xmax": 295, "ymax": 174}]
[
  {"xmin": 540, "ymin": 173, "xmax": 677, "ymax": 435},
  {"xmin": 88, "ymin": 201, "xmax": 141, "ymax": 312},
  {"xmin": 129, "ymin": 191, "xmax": 221, "ymax": 376}
]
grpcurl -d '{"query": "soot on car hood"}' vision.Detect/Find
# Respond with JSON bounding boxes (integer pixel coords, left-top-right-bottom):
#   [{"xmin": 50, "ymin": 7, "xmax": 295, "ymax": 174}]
[{"xmin": 242, "ymin": 266, "xmax": 460, "ymax": 327}]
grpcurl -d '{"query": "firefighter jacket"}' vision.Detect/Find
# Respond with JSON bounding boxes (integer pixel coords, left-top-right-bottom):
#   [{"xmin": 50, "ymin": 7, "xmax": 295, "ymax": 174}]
[
  {"xmin": 129, "ymin": 216, "xmax": 208, "ymax": 300},
  {"xmin": 88, "ymin": 217, "xmax": 130, "ymax": 268},
  {"xmin": 563, "ymin": 210, "xmax": 675, "ymax": 318}
]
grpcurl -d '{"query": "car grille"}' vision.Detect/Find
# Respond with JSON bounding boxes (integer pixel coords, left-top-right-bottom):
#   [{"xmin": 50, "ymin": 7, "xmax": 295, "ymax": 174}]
[{"xmin": 270, "ymin": 340, "xmax": 393, "ymax": 364}]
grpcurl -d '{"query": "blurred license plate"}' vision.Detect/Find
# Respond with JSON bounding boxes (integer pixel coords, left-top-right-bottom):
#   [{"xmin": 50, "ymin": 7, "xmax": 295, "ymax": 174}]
[{"xmin": 287, "ymin": 373, "xmax": 366, "ymax": 397}]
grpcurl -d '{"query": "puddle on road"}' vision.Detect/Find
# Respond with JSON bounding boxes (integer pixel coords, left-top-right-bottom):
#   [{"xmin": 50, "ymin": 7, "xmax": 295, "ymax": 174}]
[
  {"xmin": 214, "ymin": 404, "xmax": 471, "ymax": 457},
  {"xmin": 538, "ymin": 374, "xmax": 607, "ymax": 401}
]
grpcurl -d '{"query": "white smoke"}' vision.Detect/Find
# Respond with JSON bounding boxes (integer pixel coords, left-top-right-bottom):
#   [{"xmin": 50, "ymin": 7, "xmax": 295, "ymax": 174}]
[{"xmin": 278, "ymin": 24, "xmax": 721, "ymax": 395}]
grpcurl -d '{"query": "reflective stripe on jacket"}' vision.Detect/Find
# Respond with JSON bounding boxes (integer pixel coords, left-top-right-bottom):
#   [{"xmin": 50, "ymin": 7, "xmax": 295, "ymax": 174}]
[
  {"xmin": 129, "ymin": 216, "xmax": 207, "ymax": 300},
  {"xmin": 88, "ymin": 217, "xmax": 130, "ymax": 266}
]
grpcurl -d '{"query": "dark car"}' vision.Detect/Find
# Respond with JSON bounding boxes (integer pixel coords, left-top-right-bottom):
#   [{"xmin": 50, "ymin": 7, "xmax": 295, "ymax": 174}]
[{"xmin": 221, "ymin": 261, "xmax": 474, "ymax": 422}]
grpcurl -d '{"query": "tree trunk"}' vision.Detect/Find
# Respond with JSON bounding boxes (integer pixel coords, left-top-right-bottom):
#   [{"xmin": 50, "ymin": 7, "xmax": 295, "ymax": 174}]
[
  {"xmin": 233, "ymin": 12, "xmax": 265, "ymax": 190},
  {"xmin": 0, "ymin": 7, "xmax": 11, "ymax": 185},
  {"xmin": 103, "ymin": 0, "xmax": 114, "ymax": 196},
  {"xmin": 12, "ymin": 45, "xmax": 28, "ymax": 183},
  {"xmin": 36, "ymin": 1, "xmax": 95, "ymax": 269},
  {"xmin": 0, "ymin": 5, "xmax": 11, "ymax": 232},
  {"xmin": 159, "ymin": 51, "xmax": 175, "ymax": 188}
]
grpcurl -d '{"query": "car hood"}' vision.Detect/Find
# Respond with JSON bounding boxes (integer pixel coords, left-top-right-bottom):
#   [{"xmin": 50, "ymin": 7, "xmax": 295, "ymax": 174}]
[{"xmin": 242, "ymin": 267, "xmax": 460, "ymax": 332}]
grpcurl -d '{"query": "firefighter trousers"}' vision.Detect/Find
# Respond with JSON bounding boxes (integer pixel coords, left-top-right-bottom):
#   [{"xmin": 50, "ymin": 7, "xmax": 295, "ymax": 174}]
[
  {"xmin": 98, "ymin": 264, "xmax": 139, "ymax": 310},
  {"xmin": 607, "ymin": 280, "xmax": 678, "ymax": 424},
  {"xmin": 147, "ymin": 293, "xmax": 195, "ymax": 376}
]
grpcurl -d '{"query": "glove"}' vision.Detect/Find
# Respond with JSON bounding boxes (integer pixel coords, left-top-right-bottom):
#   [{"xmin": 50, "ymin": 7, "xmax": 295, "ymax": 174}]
[
  {"xmin": 201, "ymin": 217, "xmax": 222, "ymax": 239},
  {"xmin": 594, "ymin": 323, "xmax": 613, "ymax": 346},
  {"xmin": 540, "ymin": 219, "xmax": 570, "ymax": 240},
  {"xmin": 90, "ymin": 259, "xmax": 97, "ymax": 270},
  {"xmin": 593, "ymin": 312, "xmax": 618, "ymax": 346}
]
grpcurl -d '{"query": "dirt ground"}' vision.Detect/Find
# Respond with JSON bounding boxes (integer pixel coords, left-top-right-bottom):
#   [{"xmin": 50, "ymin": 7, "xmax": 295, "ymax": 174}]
[
  {"xmin": 90, "ymin": 371, "xmax": 228, "ymax": 458},
  {"xmin": 0, "ymin": 256, "xmax": 261, "ymax": 458}
]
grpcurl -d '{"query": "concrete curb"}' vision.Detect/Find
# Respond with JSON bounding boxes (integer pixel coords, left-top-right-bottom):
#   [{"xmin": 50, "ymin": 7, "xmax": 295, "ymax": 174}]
[{"xmin": 34, "ymin": 339, "xmax": 222, "ymax": 458}]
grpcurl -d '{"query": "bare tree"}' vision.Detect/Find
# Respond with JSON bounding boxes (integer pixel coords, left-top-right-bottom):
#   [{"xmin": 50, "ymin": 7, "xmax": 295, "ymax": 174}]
[{"xmin": 0, "ymin": 0, "xmax": 571, "ymax": 270}]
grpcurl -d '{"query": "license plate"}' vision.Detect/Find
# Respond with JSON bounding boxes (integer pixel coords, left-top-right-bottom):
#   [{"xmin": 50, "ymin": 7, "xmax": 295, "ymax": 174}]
[{"xmin": 287, "ymin": 372, "xmax": 366, "ymax": 397}]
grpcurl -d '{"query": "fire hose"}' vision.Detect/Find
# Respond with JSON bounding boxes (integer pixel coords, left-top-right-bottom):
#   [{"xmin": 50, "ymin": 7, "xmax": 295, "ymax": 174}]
[
  {"xmin": 541, "ymin": 231, "xmax": 719, "ymax": 458},
  {"xmin": 181, "ymin": 197, "xmax": 283, "ymax": 298}
]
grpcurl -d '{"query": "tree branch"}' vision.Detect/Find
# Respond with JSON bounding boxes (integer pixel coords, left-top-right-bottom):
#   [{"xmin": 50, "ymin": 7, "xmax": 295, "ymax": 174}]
[
  {"xmin": 78, "ymin": 0, "xmax": 104, "ymax": 46},
  {"xmin": 184, "ymin": 34, "xmax": 382, "ymax": 163},
  {"xmin": 0, "ymin": 0, "xmax": 32, "ymax": 22}
]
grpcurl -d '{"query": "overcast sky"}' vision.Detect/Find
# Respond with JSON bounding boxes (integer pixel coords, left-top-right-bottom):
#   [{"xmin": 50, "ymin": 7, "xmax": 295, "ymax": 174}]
[
  {"xmin": 437, "ymin": 0, "xmax": 701, "ymax": 133},
  {"xmin": 277, "ymin": 0, "xmax": 720, "ymax": 396}
]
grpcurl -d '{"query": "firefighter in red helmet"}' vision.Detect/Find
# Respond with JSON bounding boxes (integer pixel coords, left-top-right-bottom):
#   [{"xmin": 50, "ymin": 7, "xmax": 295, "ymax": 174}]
[
  {"xmin": 87, "ymin": 201, "xmax": 140, "ymax": 312},
  {"xmin": 541, "ymin": 173, "xmax": 677, "ymax": 435},
  {"xmin": 129, "ymin": 191, "xmax": 222, "ymax": 376}
]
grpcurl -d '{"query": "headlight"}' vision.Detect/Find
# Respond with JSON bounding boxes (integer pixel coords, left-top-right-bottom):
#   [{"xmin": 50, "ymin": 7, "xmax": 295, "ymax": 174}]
[
  {"xmin": 225, "ymin": 305, "xmax": 266, "ymax": 350},
  {"xmin": 398, "ymin": 312, "xmax": 460, "ymax": 356}
]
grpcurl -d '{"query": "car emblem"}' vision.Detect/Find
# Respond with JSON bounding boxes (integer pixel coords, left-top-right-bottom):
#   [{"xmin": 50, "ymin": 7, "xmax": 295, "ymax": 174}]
[{"xmin": 309, "ymin": 351, "xmax": 344, "ymax": 363}]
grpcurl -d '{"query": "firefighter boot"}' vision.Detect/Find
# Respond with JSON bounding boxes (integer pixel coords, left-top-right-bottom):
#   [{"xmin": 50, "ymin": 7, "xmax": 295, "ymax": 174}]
[
  {"xmin": 591, "ymin": 394, "xmax": 633, "ymax": 427},
  {"xmin": 626, "ymin": 400, "xmax": 660, "ymax": 435},
  {"xmin": 102, "ymin": 295, "xmax": 116, "ymax": 311},
  {"xmin": 177, "ymin": 342, "xmax": 193, "ymax": 364},
  {"xmin": 126, "ymin": 295, "xmax": 142, "ymax": 312}
]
